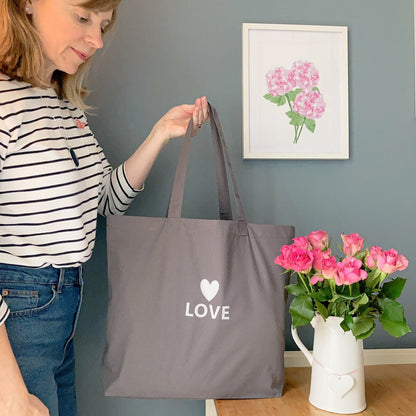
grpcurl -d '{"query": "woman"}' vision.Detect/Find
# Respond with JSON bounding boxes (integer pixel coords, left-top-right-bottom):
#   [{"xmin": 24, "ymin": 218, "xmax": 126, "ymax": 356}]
[{"xmin": 0, "ymin": 1, "xmax": 209, "ymax": 415}]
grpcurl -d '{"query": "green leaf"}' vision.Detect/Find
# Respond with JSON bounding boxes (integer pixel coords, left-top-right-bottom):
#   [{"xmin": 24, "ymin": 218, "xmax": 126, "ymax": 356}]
[
  {"xmin": 343, "ymin": 312, "xmax": 354, "ymax": 330},
  {"xmin": 365, "ymin": 269, "xmax": 382, "ymax": 288},
  {"xmin": 355, "ymin": 322, "xmax": 376, "ymax": 340},
  {"xmin": 289, "ymin": 113, "xmax": 304, "ymax": 126},
  {"xmin": 340, "ymin": 314, "xmax": 355, "ymax": 332},
  {"xmin": 340, "ymin": 319, "xmax": 350, "ymax": 332},
  {"xmin": 263, "ymin": 93, "xmax": 283, "ymax": 105},
  {"xmin": 379, "ymin": 298, "xmax": 406, "ymax": 321},
  {"xmin": 379, "ymin": 298, "xmax": 411, "ymax": 338},
  {"xmin": 304, "ymin": 118, "xmax": 316, "ymax": 133},
  {"xmin": 285, "ymin": 110, "xmax": 297, "ymax": 119},
  {"xmin": 312, "ymin": 86, "xmax": 321, "ymax": 93},
  {"xmin": 329, "ymin": 293, "xmax": 341, "ymax": 303},
  {"xmin": 351, "ymin": 293, "xmax": 369, "ymax": 315},
  {"xmin": 314, "ymin": 300, "xmax": 329, "ymax": 319},
  {"xmin": 289, "ymin": 295, "xmax": 315, "ymax": 328},
  {"xmin": 357, "ymin": 303, "xmax": 370, "ymax": 316},
  {"xmin": 329, "ymin": 300, "xmax": 348, "ymax": 317},
  {"xmin": 310, "ymin": 291, "xmax": 328, "ymax": 303},
  {"xmin": 320, "ymin": 286, "xmax": 334, "ymax": 301},
  {"xmin": 381, "ymin": 278, "xmax": 406, "ymax": 300},
  {"xmin": 351, "ymin": 315, "xmax": 375, "ymax": 338},
  {"xmin": 355, "ymin": 251, "xmax": 366, "ymax": 262},
  {"xmin": 287, "ymin": 88, "xmax": 302, "ymax": 102},
  {"xmin": 285, "ymin": 284, "xmax": 307, "ymax": 296},
  {"xmin": 277, "ymin": 95, "xmax": 286, "ymax": 106},
  {"xmin": 336, "ymin": 283, "xmax": 361, "ymax": 300}
]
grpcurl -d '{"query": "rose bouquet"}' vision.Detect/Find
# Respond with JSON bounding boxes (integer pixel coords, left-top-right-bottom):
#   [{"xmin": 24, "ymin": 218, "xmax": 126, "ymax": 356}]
[{"xmin": 275, "ymin": 230, "xmax": 410, "ymax": 340}]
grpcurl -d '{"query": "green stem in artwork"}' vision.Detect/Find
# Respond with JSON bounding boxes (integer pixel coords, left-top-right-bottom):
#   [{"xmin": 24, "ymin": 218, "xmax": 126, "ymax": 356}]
[
  {"xmin": 285, "ymin": 93, "xmax": 298, "ymax": 140},
  {"xmin": 294, "ymin": 117, "xmax": 306, "ymax": 144},
  {"xmin": 285, "ymin": 93, "xmax": 294, "ymax": 112}
]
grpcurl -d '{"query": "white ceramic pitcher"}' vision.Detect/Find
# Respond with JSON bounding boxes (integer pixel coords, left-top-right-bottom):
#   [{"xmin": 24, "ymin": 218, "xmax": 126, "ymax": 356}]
[{"xmin": 291, "ymin": 314, "xmax": 366, "ymax": 414}]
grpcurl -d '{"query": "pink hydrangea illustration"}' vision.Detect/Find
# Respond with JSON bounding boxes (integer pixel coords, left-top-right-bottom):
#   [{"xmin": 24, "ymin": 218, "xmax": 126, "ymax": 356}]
[
  {"xmin": 266, "ymin": 67, "xmax": 295, "ymax": 97},
  {"xmin": 263, "ymin": 60, "xmax": 326, "ymax": 144},
  {"xmin": 288, "ymin": 60, "xmax": 320, "ymax": 90},
  {"xmin": 293, "ymin": 90, "xmax": 326, "ymax": 120}
]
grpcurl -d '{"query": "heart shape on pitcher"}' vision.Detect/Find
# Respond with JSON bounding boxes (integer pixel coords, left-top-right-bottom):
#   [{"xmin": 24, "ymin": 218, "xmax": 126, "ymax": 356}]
[
  {"xmin": 328, "ymin": 374, "xmax": 355, "ymax": 398},
  {"xmin": 200, "ymin": 279, "xmax": 219, "ymax": 302}
]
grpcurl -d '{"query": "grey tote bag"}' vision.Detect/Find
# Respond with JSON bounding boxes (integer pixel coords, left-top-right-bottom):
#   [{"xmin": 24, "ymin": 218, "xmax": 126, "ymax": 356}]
[{"xmin": 102, "ymin": 103, "xmax": 295, "ymax": 399}]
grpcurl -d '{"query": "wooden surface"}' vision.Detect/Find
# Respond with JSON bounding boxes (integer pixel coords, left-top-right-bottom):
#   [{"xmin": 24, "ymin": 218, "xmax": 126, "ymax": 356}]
[{"xmin": 215, "ymin": 364, "xmax": 416, "ymax": 416}]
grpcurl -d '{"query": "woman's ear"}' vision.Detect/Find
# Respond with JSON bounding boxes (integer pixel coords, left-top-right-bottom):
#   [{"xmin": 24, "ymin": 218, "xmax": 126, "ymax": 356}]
[{"xmin": 25, "ymin": 2, "xmax": 33, "ymax": 14}]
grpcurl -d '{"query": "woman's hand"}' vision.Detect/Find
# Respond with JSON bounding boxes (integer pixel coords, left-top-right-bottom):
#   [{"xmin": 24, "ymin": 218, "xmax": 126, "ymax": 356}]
[
  {"xmin": 152, "ymin": 96, "xmax": 210, "ymax": 145},
  {"xmin": 0, "ymin": 325, "xmax": 50, "ymax": 416},
  {"xmin": 1, "ymin": 393, "xmax": 50, "ymax": 416},
  {"xmin": 124, "ymin": 96, "xmax": 209, "ymax": 190},
  {"xmin": 26, "ymin": 394, "xmax": 50, "ymax": 416}
]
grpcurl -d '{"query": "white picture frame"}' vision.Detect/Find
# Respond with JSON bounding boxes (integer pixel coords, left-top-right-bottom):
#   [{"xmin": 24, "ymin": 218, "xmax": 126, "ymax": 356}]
[{"xmin": 242, "ymin": 23, "xmax": 349, "ymax": 159}]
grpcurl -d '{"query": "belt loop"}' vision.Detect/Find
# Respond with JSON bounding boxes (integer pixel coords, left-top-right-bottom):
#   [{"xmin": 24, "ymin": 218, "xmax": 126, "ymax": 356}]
[{"xmin": 57, "ymin": 268, "xmax": 65, "ymax": 293}]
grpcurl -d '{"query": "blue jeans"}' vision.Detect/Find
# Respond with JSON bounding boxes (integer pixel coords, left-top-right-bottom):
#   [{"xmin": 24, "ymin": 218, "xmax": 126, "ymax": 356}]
[{"xmin": 0, "ymin": 264, "xmax": 83, "ymax": 416}]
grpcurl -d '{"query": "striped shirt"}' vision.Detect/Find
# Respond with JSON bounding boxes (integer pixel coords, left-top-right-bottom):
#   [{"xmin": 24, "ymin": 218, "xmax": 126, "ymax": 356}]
[
  {"xmin": 0, "ymin": 296, "xmax": 9, "ymax": 324},
  {"xmin": 0, "ymin": 75, "xmax": 141, "ymax": 324}
]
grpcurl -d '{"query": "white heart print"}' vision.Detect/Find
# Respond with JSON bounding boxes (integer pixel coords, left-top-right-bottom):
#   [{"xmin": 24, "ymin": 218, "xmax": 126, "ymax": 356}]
[
  {"xmin": 200, "ymin": 279, "xmax": 219, "ymax": 302},
  {"xmin": 328, "ymin": 374, "xmax": 355, "ymax": 398}
]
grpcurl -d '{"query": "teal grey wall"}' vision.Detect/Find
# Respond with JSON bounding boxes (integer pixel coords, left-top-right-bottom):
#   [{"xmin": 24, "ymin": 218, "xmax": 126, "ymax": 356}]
[{"xmin": 74, "ymin": 0, "xmax": 416, "ymax": 414}]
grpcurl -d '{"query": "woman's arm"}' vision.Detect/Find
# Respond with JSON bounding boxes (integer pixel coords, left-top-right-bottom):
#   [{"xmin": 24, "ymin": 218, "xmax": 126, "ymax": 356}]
[
  {"xmin": 0, "ymin": 324, "xmax": 49, "ymax": 416},
  {"xmin": 124, "ymin": 97, "xmax": 209, "ymax": 190}
]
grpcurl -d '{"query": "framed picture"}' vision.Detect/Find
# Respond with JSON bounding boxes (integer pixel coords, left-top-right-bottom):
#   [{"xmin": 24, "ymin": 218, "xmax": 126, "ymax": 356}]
[{"xmin": 242, "ymin": 23, "xmax": 349, "ymax": 159}]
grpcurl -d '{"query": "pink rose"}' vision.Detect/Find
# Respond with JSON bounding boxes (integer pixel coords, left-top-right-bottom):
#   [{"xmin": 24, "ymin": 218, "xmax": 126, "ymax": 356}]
[
  {"xmin": 335, "ymin": 257, "xmax": 367, "ymax": 286},
  {"xmin": 274, "ymin": 245, "xmax": 293, "ymax": 270},
  {"xmin": 266, "ymin": 66, "xmax": 295, "ymax": 97},
  {"xmin": 365, "ymin": 246, "xmax": 383, "ymax": 269},
  {"xmin": 365, "ymin": 246, "xmax": 409, "ymax": 274},
  {"xmin": 382, "ymin": 249, "xmax": 408, "ymax": 273},
  {"xmin": 321, "ymin": 256, "xmax": 338, "ymax": 280},
  {"xmin": 341, "ymin": 233, "xmax": 364, "ymax": 256},
  {"xmin": 308, "ymin": 230, "xmax": 329, "ymax": 250},
  {"xmin": 310, "ymin": 275, "xmax": 324, "ymax": 285},
  {"xmin": 292, "ymin": 236, "xmax": 311, "ymax": 250},
  {"xmin": 275, "ymin": 245, "xmax": 314, "ymax": 273},
  {"xmin": 312, "ymin": 248, "xmax": 332, "ymax": 271}
]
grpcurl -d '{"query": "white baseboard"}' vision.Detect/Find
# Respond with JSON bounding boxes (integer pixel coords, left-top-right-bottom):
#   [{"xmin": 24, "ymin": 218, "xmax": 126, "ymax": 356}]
[
  {"xmin": 205, "ymin": 399, "xmax": 218, "ymax": 416},
  {"xmin": 205, "ymin": 348, "xmax": 416, "ymax": 416}
]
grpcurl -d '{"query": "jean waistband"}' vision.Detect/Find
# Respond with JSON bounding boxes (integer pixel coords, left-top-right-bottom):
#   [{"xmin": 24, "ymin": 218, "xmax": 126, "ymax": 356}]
[{"xmin": 0, "ymin": 264, "xmax": 83, "ymax": 287}]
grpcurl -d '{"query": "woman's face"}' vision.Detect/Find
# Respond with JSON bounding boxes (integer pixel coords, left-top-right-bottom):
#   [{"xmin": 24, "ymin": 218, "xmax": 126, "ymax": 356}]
[{"xmin": 27, "ymin": 0, "xmax": 114, "ymax": 82}]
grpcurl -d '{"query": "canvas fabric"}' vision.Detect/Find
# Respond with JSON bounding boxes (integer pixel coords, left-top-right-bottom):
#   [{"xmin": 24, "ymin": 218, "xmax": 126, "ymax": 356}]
[{"xmin": 102, "ymin": 104, "xmax": 295, "ymax": 399}]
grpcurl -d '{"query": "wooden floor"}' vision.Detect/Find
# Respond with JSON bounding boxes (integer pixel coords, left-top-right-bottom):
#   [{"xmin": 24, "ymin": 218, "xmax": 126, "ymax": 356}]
[{"xmin": 215, "ymin": 364, "xmax": 416, "ymax": 416}]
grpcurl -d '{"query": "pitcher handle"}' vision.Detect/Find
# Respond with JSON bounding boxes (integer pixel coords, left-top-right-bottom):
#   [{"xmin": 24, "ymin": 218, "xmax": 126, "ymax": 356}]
[{"xmin": 291, "ymin": 326, "xmax": 313, "ymax": 366}]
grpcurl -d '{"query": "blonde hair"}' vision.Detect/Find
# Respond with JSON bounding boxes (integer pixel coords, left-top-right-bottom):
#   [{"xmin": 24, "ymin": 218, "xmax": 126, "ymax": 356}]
[{"xmin": 0, "ymin": 0, "xmax": 122, "ymax": 110}]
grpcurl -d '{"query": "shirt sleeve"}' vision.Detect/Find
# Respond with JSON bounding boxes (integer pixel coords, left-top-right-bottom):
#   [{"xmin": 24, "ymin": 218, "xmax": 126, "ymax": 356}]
[
  {"xmin": 0, "ymin": 115, "xmax": 11, "ymax": 172},
  {"xmin": 0, "ymin": 117, "xmax": 11, "ymax": 324},
  {"xmin": 97, "ymin": 144, "xmax": 143, "ymax": 216},
  {"xmin": 0, "ymin": 294, "xmax": 10, "ymax": 326}
]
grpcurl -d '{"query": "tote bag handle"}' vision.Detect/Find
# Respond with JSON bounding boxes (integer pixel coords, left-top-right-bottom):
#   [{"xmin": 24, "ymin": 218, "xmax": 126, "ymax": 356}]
[{"xmin": 167, "ymin": 103, "xmax": 246, "ymax": 226}]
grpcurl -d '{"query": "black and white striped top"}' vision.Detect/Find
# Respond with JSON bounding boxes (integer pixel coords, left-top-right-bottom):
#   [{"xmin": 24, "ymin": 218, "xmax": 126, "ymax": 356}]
[{"xmin": 0, "ymin": 75, "xmax": 141, "ymax": 324}]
